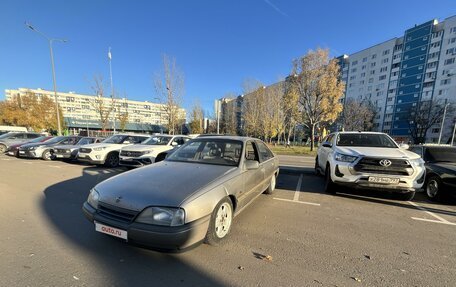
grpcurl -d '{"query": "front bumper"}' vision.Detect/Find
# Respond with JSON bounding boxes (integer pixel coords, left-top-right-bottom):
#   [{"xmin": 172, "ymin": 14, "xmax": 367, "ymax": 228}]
[
  {"xmin": 54, "ymin": 150, "xmax": 78, "ymax": 160},
  {"xmin": 331, "ymin": 161, "xmax": 425, "ymax": 192},
  {"xmin": 119, "ymin": 156, "xmax": 155, "ymax": 168},
  {"xmin": 17, "ymin": 149, "xmax": 43, "ymax": 158},
  {"xmin": 78, "ymin": 153, "xmax": 105, "ymax": 164},
  {"xmin": 82, "ymin": 202, "xmax": 210, "ymax": 250}
]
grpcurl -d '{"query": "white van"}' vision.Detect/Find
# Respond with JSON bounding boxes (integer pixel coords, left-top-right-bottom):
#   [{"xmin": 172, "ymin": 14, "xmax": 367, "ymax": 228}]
[{"xmin": 0, "ymin": 126, "xmax": 28, "ymax": 136}]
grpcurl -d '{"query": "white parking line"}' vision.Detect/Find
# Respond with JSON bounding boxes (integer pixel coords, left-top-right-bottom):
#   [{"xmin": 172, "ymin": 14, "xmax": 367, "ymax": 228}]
[
  {"xmin": 408, "ymin": 201, "xmax": 456, "ymax": 226},
  {"xmin": 274, "ymin": 173, "xmax": 321, "ymax": 206}
]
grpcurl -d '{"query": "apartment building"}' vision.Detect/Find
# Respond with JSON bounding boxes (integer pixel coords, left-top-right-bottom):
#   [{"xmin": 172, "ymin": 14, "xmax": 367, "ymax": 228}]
[
  {"xmin": 340, "ymin": 15, "xmax": 456, "ymax": 143},
  {"xmin": 4, "ymin": 88, "xmax": 186, "ymax": 133}
]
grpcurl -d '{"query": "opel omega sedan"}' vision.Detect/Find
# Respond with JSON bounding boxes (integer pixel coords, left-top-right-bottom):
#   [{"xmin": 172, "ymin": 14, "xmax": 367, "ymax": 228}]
[{"xmin": 82, "ymin": 136, "xmax": 279, "ymax": 251}]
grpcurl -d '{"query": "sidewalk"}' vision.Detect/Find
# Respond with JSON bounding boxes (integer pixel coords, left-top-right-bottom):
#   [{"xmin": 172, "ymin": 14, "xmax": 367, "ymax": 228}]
[{"xmin": 278, "ymin": 154, "xmax": 315, "ymax": 174}]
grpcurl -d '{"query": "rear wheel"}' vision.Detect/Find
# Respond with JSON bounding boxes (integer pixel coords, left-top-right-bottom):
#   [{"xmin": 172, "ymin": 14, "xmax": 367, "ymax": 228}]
[
  {"xmin": 104, "ymin": 152, "xmax": 119, "ymax": 168},
  {"xmin": 426, "ymin": 176, "xmax": 443, "ymax": 202},
  {"xmin": 263, "ymin": 174, "xmax": 276, "ymax": 194},
  {"xmin": 324, "ymin": 165, "xmax": 336, "ymax": 194},
  {"xmin": 205, "ymin": 198, "xmax": 233, "ymax": 246},
  {"xmin": 42, "ymin": 149, "xmax": 52, "ymax": 161},
  {"xmin": 0, "ymin": 144, "xmax": 7, "ymax": 154}
]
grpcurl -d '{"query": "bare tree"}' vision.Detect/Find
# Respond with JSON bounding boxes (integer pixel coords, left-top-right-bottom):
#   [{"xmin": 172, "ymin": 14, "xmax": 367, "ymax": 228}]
[
  {"xmin": 189, "ymin": 100, "xmax": 204, "ymax": 134},
  {"xmin": 117, "ymin": 97, "xmax": 129, "ymax": 132},
  {"xmin": 341, "ymin": 98, "xmax": 376, "ymax": 131},
  {"xmin": 90, "ymin": 76, "xmax": 114, "ymax": 131},
  {"xmin": 154, "ymin": 54, "xmax": 185, "ymax": 135},
  {"xmin": 292, "ymin": 49, "xmax": 345, "ymax": 150},
  {"xmin": 408, "ymin": 100, "xmax": 454, "ymax": 144},
  {"xmin": 220, "ymin": 94, "xmax": 238, "ymax": 135}
]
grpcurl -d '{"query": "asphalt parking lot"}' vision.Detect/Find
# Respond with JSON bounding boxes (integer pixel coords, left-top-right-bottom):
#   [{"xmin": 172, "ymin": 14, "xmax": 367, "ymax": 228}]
[{"xmin": 1, "ymin": 154, "xmax": 456, "ymax": 286}]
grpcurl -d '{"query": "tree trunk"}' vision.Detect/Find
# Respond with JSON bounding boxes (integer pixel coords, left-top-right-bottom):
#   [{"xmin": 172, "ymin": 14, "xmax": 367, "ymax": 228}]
[{"xmin": 310, "ymin": 124, "xmax": 315, "ymax": 151}]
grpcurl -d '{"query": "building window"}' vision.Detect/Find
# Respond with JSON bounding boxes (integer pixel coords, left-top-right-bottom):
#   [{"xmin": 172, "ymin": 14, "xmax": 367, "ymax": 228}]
[
  {"xmin": 379, "ymin": 75, "xmax": 387, "ymax": 81},
  {"xmin": 370, "ymin": 70, "xmax": 376, "ymax": 75},
  {"xmin": 352, "ymin": 60, "xmax": 358, "ymax": 65},
  {"xmin": 362, "ymin": 57, "xmax": 367, "ymax": 62},
  {"xmin": 448, "ymin": 37, "xmax": 456, "ymax": 44},
  {"xmin": 371, "ymin": 62, "xmax": 376, "ymax": 67},
  {"xmin": 430, "ymin": 42, "xmax": 440, "ymax": 48},
  {"xmin": 441, "ymin": 79, "xmax": 451, "ymax": 85},
  {"xmin": 361, "ymin": 72, "xmax": 366, "ymax": 77},
  {"xmin": 380, "ymin": 67, "xmax": 388, "ymax": 73},
  {"xmin": 444, "ymin": 58, "xmax": 455, "ymax": 65},
  {"xmin": 351, "ymin": 68, "xmax": 357, "ymax": 73},
  {"xmin": 383, "ymin": 49, "xmax": 390, "ymax": 56}
]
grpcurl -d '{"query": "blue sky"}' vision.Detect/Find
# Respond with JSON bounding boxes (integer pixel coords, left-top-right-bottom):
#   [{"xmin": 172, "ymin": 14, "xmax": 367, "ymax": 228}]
[{"xmin": 1, "ymin": 0, "xmax": 455, "ymax": 115}]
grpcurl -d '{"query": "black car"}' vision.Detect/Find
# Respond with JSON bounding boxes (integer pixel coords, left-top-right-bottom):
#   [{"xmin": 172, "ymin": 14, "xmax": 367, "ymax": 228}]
[{"xmin": 409, "ymin": 145, "xmax": 456, "ymax": 201}]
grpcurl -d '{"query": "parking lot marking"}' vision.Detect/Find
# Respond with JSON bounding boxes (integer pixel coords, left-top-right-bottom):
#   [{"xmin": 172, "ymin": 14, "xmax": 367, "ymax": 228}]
[
  {"xmin": 408, "ymin": 201, "xmax": 456, "ymax": 226},
  {"xmin": 273, "ymin": 173, "xmax": 321, "ymax": 206},
  {"xmin": 293, "ymin": 174, "xmax": 303, "ymax": 201}
]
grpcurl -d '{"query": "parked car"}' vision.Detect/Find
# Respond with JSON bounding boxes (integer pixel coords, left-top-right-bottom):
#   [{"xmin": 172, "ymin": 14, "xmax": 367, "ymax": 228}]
[
  {"xmin": 315, "ymin": 131, "xmax": 425, "ymax": 200},
  {"xmin": 7, "ymin": 136, "xmax": 53, "ymax": 157},
  {"xmin": 77, "ymin": 134, "xmax": 150, "ymax": 167},
  {"xmin": 409, "ymin": 145, "xmax": 456, "ymax": 201},
  {"xmin": 0, "ymin": 132, "xmax": 43, "ymax": 153},
  {"xmin": 18, "ymin": 136, "xmax": 82, "ymax": 160},
  {"xmin": 53, "ymin": 137, "xmax": 104, "ymax": 161},
  {"xmin": 82, "ymin": 136, "xmax": 279, "ymax": 251},
  {"xmin": 119, "ymin": 135, "xmax": 190, "ymax": 168}
]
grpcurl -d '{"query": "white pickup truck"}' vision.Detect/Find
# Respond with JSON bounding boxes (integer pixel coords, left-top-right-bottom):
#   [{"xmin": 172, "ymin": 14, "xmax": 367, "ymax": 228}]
[{"xmin": 315, "ymin": 131, "xmax": 425, "ymax": 200}]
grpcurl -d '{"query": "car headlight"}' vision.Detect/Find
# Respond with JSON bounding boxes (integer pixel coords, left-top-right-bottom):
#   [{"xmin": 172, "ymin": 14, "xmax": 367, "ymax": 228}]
[
  {"xmin": 409, "ymin": 158, "xmax": 424, "ymax": 167},
  {"xmin": 29, "ymin": 146, "xmax": 37, "ymax": 150},
  {"xmin": 136, "ymin": 207, "xmax": 185, "ymax": 226},
  {"xmin": 93, "ymin": 147, "xmax": 107, "ymax": 151},
  {"xmin": 334, "ymin": 152, "xmax": 358, "ymax": 163},
  {"xmin": 87, "ymin": 188, "xmax": 100, "ymax": 208}
]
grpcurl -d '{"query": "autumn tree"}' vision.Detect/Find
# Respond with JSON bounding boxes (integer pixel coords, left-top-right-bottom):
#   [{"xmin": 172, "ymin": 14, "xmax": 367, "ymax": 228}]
[
  {"xmin": 292, "ymin": 48, "xmax": 345, "ymax": 150},
  {"xmin": 408, "ymin": 100, "xmax": 454, "ymax": 144},
  {"xmin": 341, "ymin": 98, "xmax": 376, "ymax": 131},
  {"xmin": 0, "ymin": 90, "xmax": 64, "ymax": 132},
  {"xmin": 283, "ymin": 77, "xmax": 300, "ymax": 144},
  {"xmin": 117, "ymin": 98, "xmax": 129, "ymax": 132},
  {"xmin": 189, "ymin": 101, "xmax": 204, "ymax": 134},
  {"xmin": 90, "ymin": 76, "xmax": 114, "ymax": 131},
  {"xmin": 154, "ymin": 54, "xmax": 185, "ymax": 135}
]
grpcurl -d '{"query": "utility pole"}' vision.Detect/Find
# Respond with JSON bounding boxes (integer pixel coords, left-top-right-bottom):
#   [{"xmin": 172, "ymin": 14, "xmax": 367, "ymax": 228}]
[
  {"xmin": 451, "ymin": 119, "xmax": 456, "ymax": 146},
  {"xmin": 438, "ymin": 102, "xmax": 450, "ymax": 145},
  {"xmin": 108, "ymin": 47, "xmax": 116, "ymax": 133}
]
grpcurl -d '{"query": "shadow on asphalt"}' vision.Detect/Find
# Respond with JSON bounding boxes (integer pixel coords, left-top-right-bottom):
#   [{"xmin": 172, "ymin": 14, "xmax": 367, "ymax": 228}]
[{"xmin": 41, "ymin": 166, "xmax": 224, "ymax": 286}]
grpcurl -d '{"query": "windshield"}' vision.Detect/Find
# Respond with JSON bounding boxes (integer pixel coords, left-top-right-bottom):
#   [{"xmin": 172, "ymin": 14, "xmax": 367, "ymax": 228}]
[
  {"xmin": 102, "ymin": 135, "xmax": 127, "ymax": 144},
  {"xmin": 77, "ymin": 137, "xmax": 95, "ymax": 145},
  {"xmin": 43, "ymin": 136, "xmax": 66, "ymax": 144},
  {"xmin": 167, "ymin": 139, "xmax": 242, "ymax": 166},
  {"xmin": 425, "ymin": 148, "xmax": 456, "ymax": 162},
  {"xmin": 0, "ymin": 132, "xmax": 18, "ymax": 139},
  {"xmin": 142, "ymin": 136, "xmax": 172, "ymax": 146},
  {"xmin": 336, "ymin": 133, "xmax": 398, "ymax": 148}
]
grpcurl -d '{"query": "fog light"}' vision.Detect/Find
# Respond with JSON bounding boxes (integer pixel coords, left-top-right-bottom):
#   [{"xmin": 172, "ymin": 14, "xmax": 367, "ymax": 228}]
[{"xmin": 95, "ymin": 155, "xmax": 101, "ymax": 159}]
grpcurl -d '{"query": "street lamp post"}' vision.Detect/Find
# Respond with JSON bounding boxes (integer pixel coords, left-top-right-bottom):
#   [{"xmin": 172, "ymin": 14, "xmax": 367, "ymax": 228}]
[
  {"xmin": 25, "ymin": 22, "xmax": 66, "ymax": 136},
  {"xmin": 438, "ymin": 102, "xmax": 450, "ymax": 145},
  {"xmin": 108, "ymin": 47, "xmax": 116, "ymax": 133}
]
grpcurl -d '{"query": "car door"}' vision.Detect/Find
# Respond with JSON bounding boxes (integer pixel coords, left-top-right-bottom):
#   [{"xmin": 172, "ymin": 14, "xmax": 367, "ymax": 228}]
[
  {"xmin": 318, "ymin": 133, "xmax": 334, "ymax": 168},
  {"xmin": 238, "ymin": 141, "xmax": 265, "ymax": 210},
  {"xmin": 256, "ymin": 140, "xmax": 276, "ymax": 190}
]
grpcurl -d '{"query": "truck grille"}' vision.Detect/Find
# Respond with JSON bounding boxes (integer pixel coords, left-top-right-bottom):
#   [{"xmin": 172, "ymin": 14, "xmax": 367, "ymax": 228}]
[
  {"xmin": 120, "ymin": 150, "xmax": 143, "ymax": 157},
  {"xmin": 354, "ymin": 157, "xmax": 413, "ymax": 176},
  {"xmin": 79, "ymin": 148, "xmax": 92, "ymax": 153},
  {"xmin": 97, "ymin": 202, "xmax": 138, "ymax": 223}
]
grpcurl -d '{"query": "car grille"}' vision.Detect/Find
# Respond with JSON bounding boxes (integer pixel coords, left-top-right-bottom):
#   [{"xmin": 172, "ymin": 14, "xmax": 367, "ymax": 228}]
[
  {"xmin": 55, "ymin": 148, "xmax": 70, "ymax": 153},
  {"xmin": 354, "ymin": 157, "xmax": 413, "ymax": 176},
  {"xmin": 120, "ymin": 150, "xmax": 143, "ymax": 157},
  {"xmin": 79, "ymin": 148, "xmax": 92, "ymax": 153},
  {"xmin": 97, "ymin": 202, "xmax": 138, "ymax": 223}
]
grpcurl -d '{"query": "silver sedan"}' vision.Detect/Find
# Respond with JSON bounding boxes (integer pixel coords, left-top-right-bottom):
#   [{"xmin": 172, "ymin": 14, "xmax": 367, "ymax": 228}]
[{"xmin": 82, "ymin": 136, "xmax": 279, "ymax": 251}]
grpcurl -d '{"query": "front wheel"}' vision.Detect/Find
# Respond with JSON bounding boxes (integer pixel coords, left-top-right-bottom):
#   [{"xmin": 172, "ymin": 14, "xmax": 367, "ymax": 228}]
[
  {"xmin": 104, "ymin": 152, "xmax": 119, "ymax": 168},
  {"xmin": 205, "ymin": 198, "xmax": 233, "ymax": 246},
  {"xmin": 425, "ymin": 176, "xmax": 443, "ymax": 202},
  {"xmin": 42, "ymin": 149, "xmax": 53, "ymax": 161},
  {"xmin": 324, "ymin": 165, "xmax": 336, "ymax": 194},
  {"xmin": 0, "ymin": 144, "xmax": 7, "ymax": 154}
]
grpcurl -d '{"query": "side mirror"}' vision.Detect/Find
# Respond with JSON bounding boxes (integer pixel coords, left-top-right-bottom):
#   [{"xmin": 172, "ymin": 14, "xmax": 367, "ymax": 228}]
[
  {"xmin": 245, "ymin": 160, "xmax": 259, "ymax": 170},
  {"xmin": 171, "ymin": 142, "xmax": 178, "ymax": 146},
  {"xmin": 399, "ymin": 143, "xmax": 409, "ymax": 150},
  {"xmin": 322, "ymin": 142, "xmax": 332, "ymax": 148}
]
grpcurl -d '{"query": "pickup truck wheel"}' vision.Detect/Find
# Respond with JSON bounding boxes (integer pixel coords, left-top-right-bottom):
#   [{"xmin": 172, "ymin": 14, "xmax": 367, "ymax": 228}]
[
  {"xmin": 395, "ymin": 191, "xmax": 415, "ymax": 201},
  {"xmin": 205, "ymin": 197, "xmax": 233, "ymax": 246},
  {"xmin": 263, "ymin": 174, "xmax": 276, "ymax": 194},
  {"xmin": 314, "ymin": 157, "xmax": 321, "ymax": 176},
  {"xmin": 104, "ymin": 152, "xmax": 119, "ymax": 168},
  {"xmin": 324, "ymin": 165, "xmax": 336, "ymax": 194},
  {"xmin": 0, "ymin": 144, "xmax": 7, "ymax": 153},
  {"xmin": 425, "ymin": 176, "xmax": 443, "ymax": 202}
]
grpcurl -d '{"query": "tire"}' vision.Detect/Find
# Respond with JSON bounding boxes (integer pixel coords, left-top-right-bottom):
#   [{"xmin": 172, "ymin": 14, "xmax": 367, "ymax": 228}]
[
  {"xmin": 155, "ymin": 153, "xmax": 167, "ymax": 163},
  {"xmin": 0, "ymin": 144, "xmax": 6, "ymax": 154},
  {"xmin": 324, "ymin": 165, "xmax": 336, "ymax": 194},
  {"xmin": 205, "ymin": 197, "xmax": 233, "ymax": 246},
  {"xmin": 42, "ymin": 149, "xmax": 52, "ymax": 161},
  {"xmin": 425, "ymin": 176, "xmax": 443, "ymax": 202},
  {"xmin": 395, "ymin": 191, "xmax": 415, "ymax": 201},
  {"xmin": 104, "ymin": 152, "xmax": 119, "ymax": 168},
  {"xmin": 314, "ymin": 157, "xmax": 321, "ymax": 176},
  {"xmin": 263, "ymin": 174, "xmax": 276, "ymax": 194}
]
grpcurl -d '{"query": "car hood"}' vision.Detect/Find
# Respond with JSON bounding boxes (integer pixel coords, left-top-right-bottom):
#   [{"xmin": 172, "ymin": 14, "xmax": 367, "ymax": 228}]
[
  {"xmin": 82, "ymin": 143, "xmax": 122, "ymax": 149},
  {"xmin": 21, "ymin": 142, "xmax": 50, "ymax": 148},
  {"xmin": 95, "ymin": 161, "xmax": 236, "ymax": 211},
  {"xmin": 54, "ymin": 144, "xmax": 78, "ymax": 149},
  {"xmin": 428, "ymin": 162, "xmax": 456, "ymax": 173},
  {"xmin": 335, "ymin": 146, "xmax": 419, "ymax": 159},
  {"xmin": 121, "ymin": 144, "xmax": 171, "ymax": 152}
]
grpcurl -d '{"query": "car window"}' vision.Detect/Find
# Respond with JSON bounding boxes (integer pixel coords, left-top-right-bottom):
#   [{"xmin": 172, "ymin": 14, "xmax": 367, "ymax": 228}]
[
  {"xmin": 256, "ymin": 141, "xmax": 274, "ymax": 162},
  {"xmin": 173, "ymin": 137, "xmax": 185, "ymax": 146},
  {"xmin": 245, "ymin": 141, "xmax": 260, "ymax": 162},
  {"xmin": 26, "ymin": 133, "xmax": 39, "ymax": 139},
  {"xmin": 424, "ymin": 147, "xmax": 456, "ymax": 162},
  {"xmin": 336, "ymin": 133, "xmax": 397, "ymax": 148},
  {"xmin": 135, "ymin": 136, "xmax": 149, "ymax": 143}
]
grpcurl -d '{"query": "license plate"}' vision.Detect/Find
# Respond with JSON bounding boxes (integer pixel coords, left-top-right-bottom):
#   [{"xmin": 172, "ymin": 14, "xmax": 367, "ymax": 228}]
[
  {"xmin": 95, "ymin": 222, "xmax": 127, "ymax": 240},
  {"xmin": 120, "ymin": 157, "xmax": 131, "ymax": 161},
  {"xmin": 79, "ymin": 154, "xmax": 87, "ymax": 158},
  {"xmin": 19, "ymin": 151, "xmax": 25, "ymax": 154},
  {"xmin": 368, "ymin": 176, "xmax": 400, "ymax": 184}
]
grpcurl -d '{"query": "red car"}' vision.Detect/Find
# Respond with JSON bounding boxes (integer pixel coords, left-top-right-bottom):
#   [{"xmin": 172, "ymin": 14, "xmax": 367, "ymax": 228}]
[{"xmin": 7, "ymin": 136, "xmax": 53, "ymax": 157}]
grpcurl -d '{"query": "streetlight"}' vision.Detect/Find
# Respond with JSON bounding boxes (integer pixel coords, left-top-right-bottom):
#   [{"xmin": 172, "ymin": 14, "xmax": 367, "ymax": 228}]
[
  {"xmin": 25, "ymin": 22, "xmax": 67, "ymax": 136},
  {"xmin": 438, "ymin": 102, "xmax": 450, "ymax": 145}
]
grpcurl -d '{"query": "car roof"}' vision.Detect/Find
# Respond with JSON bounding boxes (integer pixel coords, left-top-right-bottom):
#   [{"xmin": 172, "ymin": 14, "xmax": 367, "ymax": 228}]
[
  {"xmin": 335, "ymin": 131, "xmax": 385, "ymax": 135},
  {"xmin": 191, "ymin": 135, "xmax": 260, "ymax": 143}
]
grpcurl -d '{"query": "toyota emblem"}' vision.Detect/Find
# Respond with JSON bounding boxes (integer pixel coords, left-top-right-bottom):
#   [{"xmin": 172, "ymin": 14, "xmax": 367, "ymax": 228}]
[{"xmin": 379, "ymin": 159, "xmax": 392, "ymax": 167}]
